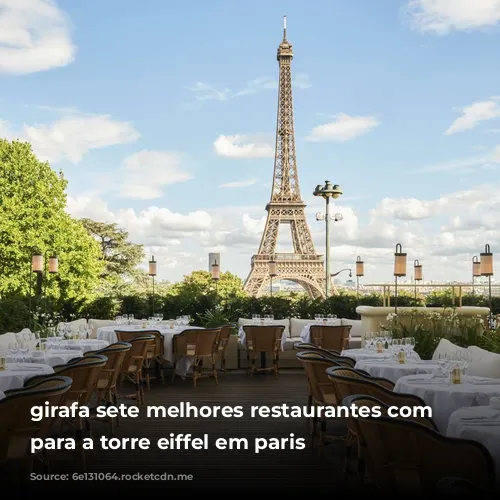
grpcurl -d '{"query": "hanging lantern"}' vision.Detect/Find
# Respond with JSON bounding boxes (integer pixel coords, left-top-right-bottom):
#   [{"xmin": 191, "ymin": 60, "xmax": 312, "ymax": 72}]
[
  {"xmin": 394, "ymin": 243, "xmax": 407, "ymax": 277},
  {"xmin": 211, "ymin": 260, "xmax": 220, "ymax": 281},
  {"xmin": 148, "ymin": 256, "xmax": 157, "ymax": 277},
  {"xmin": 48, "ymin": 255, "xmax": 58, "ymax": 273},
  {"xmin": 32, "ymin": 252, "xmax": 43, "ymax": 273},
  {"xmin": 414, "ymin": 260, "xmax": 422, "ymax": 281},
  {"xmin": 269, "ymin": 260, "xmax": 277, "ymax": 277},
  {"xmin": 472, "ymin": 256, "xmax": 481, "ymax": 277},
  {"xmin": 480, "ymin": 245, "xmax": 493, "ymax": 276},
  {"xmin": 356, "ymin": 256, "xmax": 364, "ymax": 277}
]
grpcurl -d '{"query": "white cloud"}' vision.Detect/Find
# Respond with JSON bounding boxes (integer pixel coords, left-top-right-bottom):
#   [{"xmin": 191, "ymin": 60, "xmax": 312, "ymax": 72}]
[
  {"xmin": 118, "ymin": 150, "xmax": 193, "ymax": 200},
  {"xmin": 0, "ymin": 0, "xmax": 75, "ymax": 74},
  {"xmin": 405, "ymin": 0, "xmax": 500, "ymax": 34},
  {"xmin": 66, "ymin": 195, "xmax": 216, "ymax": 281},
  {"xmin": 0, "ymin": 112, "xmax": 139, "ymax": 163},
  {"xmin": 446, "ymin": 97, "xmax": 500, "ymax": 135},
  {"xmin": 185, "ymin": 82, "xmax": 231, "ymax": 101},
  {"xmin": 187, "ymin": 74, "xmax": 311, "ymax": 101},
  {"xmin": 219, "ymin": 178, "xmax": 259, "ymax": 188},
  {"xmin": 414, "ymin": 147, "xmax": 500, "ymax": 173},
  {"xmin": 213, "ymin": 134, "xmax": 274, "ymax": 158},
  {"xmin": 370, "ymin": 185, "xmax": 495, "ymax": 220},
  {"xmin": 305, "ymin": 113, "xmax": 380, "ymax": 142},
  {"xmin": 67, "ymin": 179, "xmax": 500, "ymax": 284}
]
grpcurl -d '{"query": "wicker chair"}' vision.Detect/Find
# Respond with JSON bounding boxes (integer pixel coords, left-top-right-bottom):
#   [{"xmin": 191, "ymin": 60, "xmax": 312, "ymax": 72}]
[
  {"xmin": 115, "ymin": 330, "xmax": 165, "ymax": 389},
  {"xmin": 309, "ymin": 325, "xmax": 351, "ymax": 350},
  {"xmin": 172, "ymin": 328, "xmax": 221, "ymax": 387},
  {"xmin": 242, "ymin": 325, "xmax": 285, "ymax": 378},
  {"xmin": 25, "ymin": 355, "xmax": 107, "ymax": 469},
  {"xmin": 295, "ymin": 342, "xmax": 355, "ymax": 367},
  {"xmin": 83, "ymin": 342, "xmax": 132, "ymax": 435},
  {"xmin": 350, "ymin": 408, "xmax": 496, "ymax": 493},
  {"xmin": 116, "ymin": 334, "xmax": 155, "ymax": 404},
  {"xmin": 216, "ymin": 324, "xmax": 235, "ymax": 374},
  {"xmin": 0, "ymin": 376, "xmax": 72, "ymax": 472},
  {"xmin": 327, "ymin": 367, "xmax": 436, "ymax": 480},
  {"xmin": 296, "ymin": 351, "xmax": 349, "ymax": 453}
]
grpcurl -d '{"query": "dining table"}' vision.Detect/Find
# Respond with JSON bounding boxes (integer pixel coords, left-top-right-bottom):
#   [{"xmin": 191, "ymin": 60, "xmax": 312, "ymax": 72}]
[
  {"xmin": 394, "ymin": 373, "xmax": 500, "ymax": 432},
  {"xmin": 0, "ymin": 363, "xmax": 54, "ymax": 392},
  {"xmin": 97, "ymin": 324, "xmax": 205, "ymax": 377}
]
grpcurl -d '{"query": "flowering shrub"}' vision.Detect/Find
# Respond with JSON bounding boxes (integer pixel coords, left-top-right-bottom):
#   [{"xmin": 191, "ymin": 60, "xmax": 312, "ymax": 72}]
[
  {"xmin": 31, "ymin": 306, "xmax": 67, "ymax": 338},
  {"xmin": 383, "ymin": 308, "xmax": 487, "ymax": 359}
]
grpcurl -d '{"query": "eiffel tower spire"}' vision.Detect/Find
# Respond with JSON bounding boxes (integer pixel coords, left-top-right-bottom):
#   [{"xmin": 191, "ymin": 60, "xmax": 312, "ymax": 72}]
[{"xmin": 244, "ymin": 18, "xmax": 327, "ymax": 298}]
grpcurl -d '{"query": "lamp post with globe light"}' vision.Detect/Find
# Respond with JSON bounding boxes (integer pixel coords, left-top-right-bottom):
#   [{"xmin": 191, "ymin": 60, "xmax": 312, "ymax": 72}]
[{"xmin": 313, "ymin": 181, "xmax": 343, "ymax": 297}]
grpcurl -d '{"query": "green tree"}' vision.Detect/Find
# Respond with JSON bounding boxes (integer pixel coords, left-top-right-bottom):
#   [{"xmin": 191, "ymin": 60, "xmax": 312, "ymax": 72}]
[
  {"xmin": 80, "ymin": 218, "xmax": 144, "ymax": 291},
  {"xmin": 0, "ymin": 139, "xmax": 103, "ymax": 301},
  {"xmin": 167, "ymin": 270, "xmax": 246, "ymax": 299}
]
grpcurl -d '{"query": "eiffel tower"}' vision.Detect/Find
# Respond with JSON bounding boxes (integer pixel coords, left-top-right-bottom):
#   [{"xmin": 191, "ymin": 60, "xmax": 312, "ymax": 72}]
[{"xmin": 244, "ymin": 17, "xmax": 326, "ymax": 299}]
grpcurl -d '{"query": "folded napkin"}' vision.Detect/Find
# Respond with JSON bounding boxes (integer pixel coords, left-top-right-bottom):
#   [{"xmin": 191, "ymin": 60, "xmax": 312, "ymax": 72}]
[
  {"xmin": 462, "ymin": 422, "xmax": 500, "ymax": 427},
  {"xmin": 8, "ymin": 366, "xmax": 44, "ymax": 371}
]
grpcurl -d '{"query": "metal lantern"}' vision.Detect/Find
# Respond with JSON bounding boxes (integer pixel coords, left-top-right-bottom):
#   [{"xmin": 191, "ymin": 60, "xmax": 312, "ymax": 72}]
[
  {"xmin": 48, "ymin": 255, "xmax": 58, "ymax": 274},
  {"xmin": 473, "ymin": 256, "xmax": 481, "ymax": 277},
  {"xmin": 394, "ymin": 243, "xmax": 407, "ymax": 277},
  {"xmin": 355, "ymin": 256, "xmax": 364, "ymax": 277},
  {"xmin": 32, "ymin": 252, "xmax": 43, "ymax": 273},
  {"xmin": 414, "ymin": 260, "xmax": 422, "ymax": 281},
  {"xmin": 269, "ymin": 260, "xmax": 277, "ymax": 277},
  {"xmin": 480, "ymin": 244, "xmax": 493, "ymax": 276},
  {"xmin": 211, "ymin": 259, "xmax": 220, "ymax": 281},
  {"xmin": 148, "ymin": 256, "xmax": 157, "ymax": 277}
]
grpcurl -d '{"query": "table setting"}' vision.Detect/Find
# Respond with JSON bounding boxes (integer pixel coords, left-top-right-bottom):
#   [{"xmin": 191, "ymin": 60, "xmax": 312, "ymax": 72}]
[
  {"xmin": 299, "ymin": 315, "xmax": 341, "ymax": 343},
  {"xmin": 97, "ymin": 315, "xmax": 203, "ymax": 377},
  {"xmin": 447, "ymin": 401, "xmax": 500, "ymax": 476},
  {"xmin": 395, "ymin": 370, "xmax": 500, "ymax": 432},
  {"xmin": 238, "ymin": 315, "xmax": 289, "ymax": 350},
  {"xmin": 0, "ymin": 362, "xmax": 54, "ymax": 391},
  {"xmin": 343, "ymin": 334, "xmax": 422, "ymax": 364}
]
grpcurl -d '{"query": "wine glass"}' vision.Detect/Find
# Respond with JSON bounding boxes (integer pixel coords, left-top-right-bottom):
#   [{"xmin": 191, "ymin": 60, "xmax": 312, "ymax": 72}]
[
  {"xmin": 19, "ymin": 341, "xmax": 30, "ymax": 363},
  {"xmin": 437, "ymin": 353, "xmax": 449, "ymax": 380},
  {"xmin": 391, "ymin": 339, "xmax": 401, "ymax": 360},
  {"xmin": 461, "ymin": 350, "xmax": 472, "ymax": 378},
  {"xmin": 406, "ymin": 337, "xmax": 416, "ymax": 359},
  {"xmin": 9, "ymin": 341, "xmax": 19, "ymax": 362}
]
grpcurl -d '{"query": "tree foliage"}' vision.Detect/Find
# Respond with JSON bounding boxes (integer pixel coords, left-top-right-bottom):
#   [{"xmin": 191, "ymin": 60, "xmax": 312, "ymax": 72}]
[
  {"xmin": 80, "ymin": 218, "xmax": 144, "ymax": 291},
  {"xmin": 0, "ymin": 139, "xmax": 103, "ymax": 301}
]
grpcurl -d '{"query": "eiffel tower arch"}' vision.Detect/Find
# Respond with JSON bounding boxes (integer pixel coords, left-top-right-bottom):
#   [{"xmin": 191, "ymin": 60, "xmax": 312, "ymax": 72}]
[{"xmin": 244, "ymin": 18, "xmax": 327, "ymax": 299}]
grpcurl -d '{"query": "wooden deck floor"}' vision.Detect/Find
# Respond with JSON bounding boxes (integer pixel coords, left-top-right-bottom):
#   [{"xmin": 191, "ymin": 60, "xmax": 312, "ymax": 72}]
[{"xmin": 4, "ymin": 369, "xmax": 370, "ymax": 493}]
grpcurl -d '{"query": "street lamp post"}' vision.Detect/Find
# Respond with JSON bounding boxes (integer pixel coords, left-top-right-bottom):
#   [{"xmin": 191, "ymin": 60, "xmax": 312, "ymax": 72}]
[
  {"xmin": 393, "ymin": 244, "xmax": 407, "ymax": 314},
  {"xmin": 269, "ymin": 259, "xmax": 277, "ymax": 297},
  {"xmin": 356, "ymin": 256, "xmax": 364, "ymax": 301},
  {"xmin": 413, "ymin": 260, "xmax": 422, "ymax": 300},
  {"xmin": 148, "ymin": 256, "xmax": 157, "ymax": 315},
  {"xmin": 472, "ymin": 255, "xmax": 481, "ymax": 295},
  {"xmin": 480, "ymin": 244, "xmax": 494, "ymax": 328},
  {"xmin": 313, "ymin": 181, "xmax": 343, "ymax": 298}
]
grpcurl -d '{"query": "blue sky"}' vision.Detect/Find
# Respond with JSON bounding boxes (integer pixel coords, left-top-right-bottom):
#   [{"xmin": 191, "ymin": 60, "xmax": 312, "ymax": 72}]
[{"xmin": 1, "ymin": 0, "xmax": 500, "ymax": 286}]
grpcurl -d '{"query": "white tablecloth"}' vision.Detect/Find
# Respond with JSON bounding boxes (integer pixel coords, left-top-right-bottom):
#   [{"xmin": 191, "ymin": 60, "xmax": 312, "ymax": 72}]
[
  {"xmin": 0, "ymin": 363, "xmax": 54, "ymax": 391},
  {"xmin": 6, "ymin": 349, "xmax": 82, "ymax": 367},
  {"xmin": 447, "ymin": 406, "xmax": 500, "ymax": 476},
  {"xmin": 342, "ymin": 348, "xmax": 422, "ymax": 363},
  {"xmin": 355, "ymin": 359, "xmax": 438, "ymax": 384},
  {"xmin": 300, "ymin": 323, "xmax": 344, "ymax": 343},
  {"xmin": 97, "ymin": 325, "xmax": 204, "ymax": 377},
  {"xmin": 238, "ymin": 327, "xmax": 287, "ymax": 351},
  {"xmin": 46, "ymin": 339, "xmax": 108, "ymax": 354},
  {"xmin": 394, "ymin": 374, "xmax": 500, "ymax": 432},
  {"xmin": 0, "ymin": 390, "xmax": 5, "ymax": 400}
]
